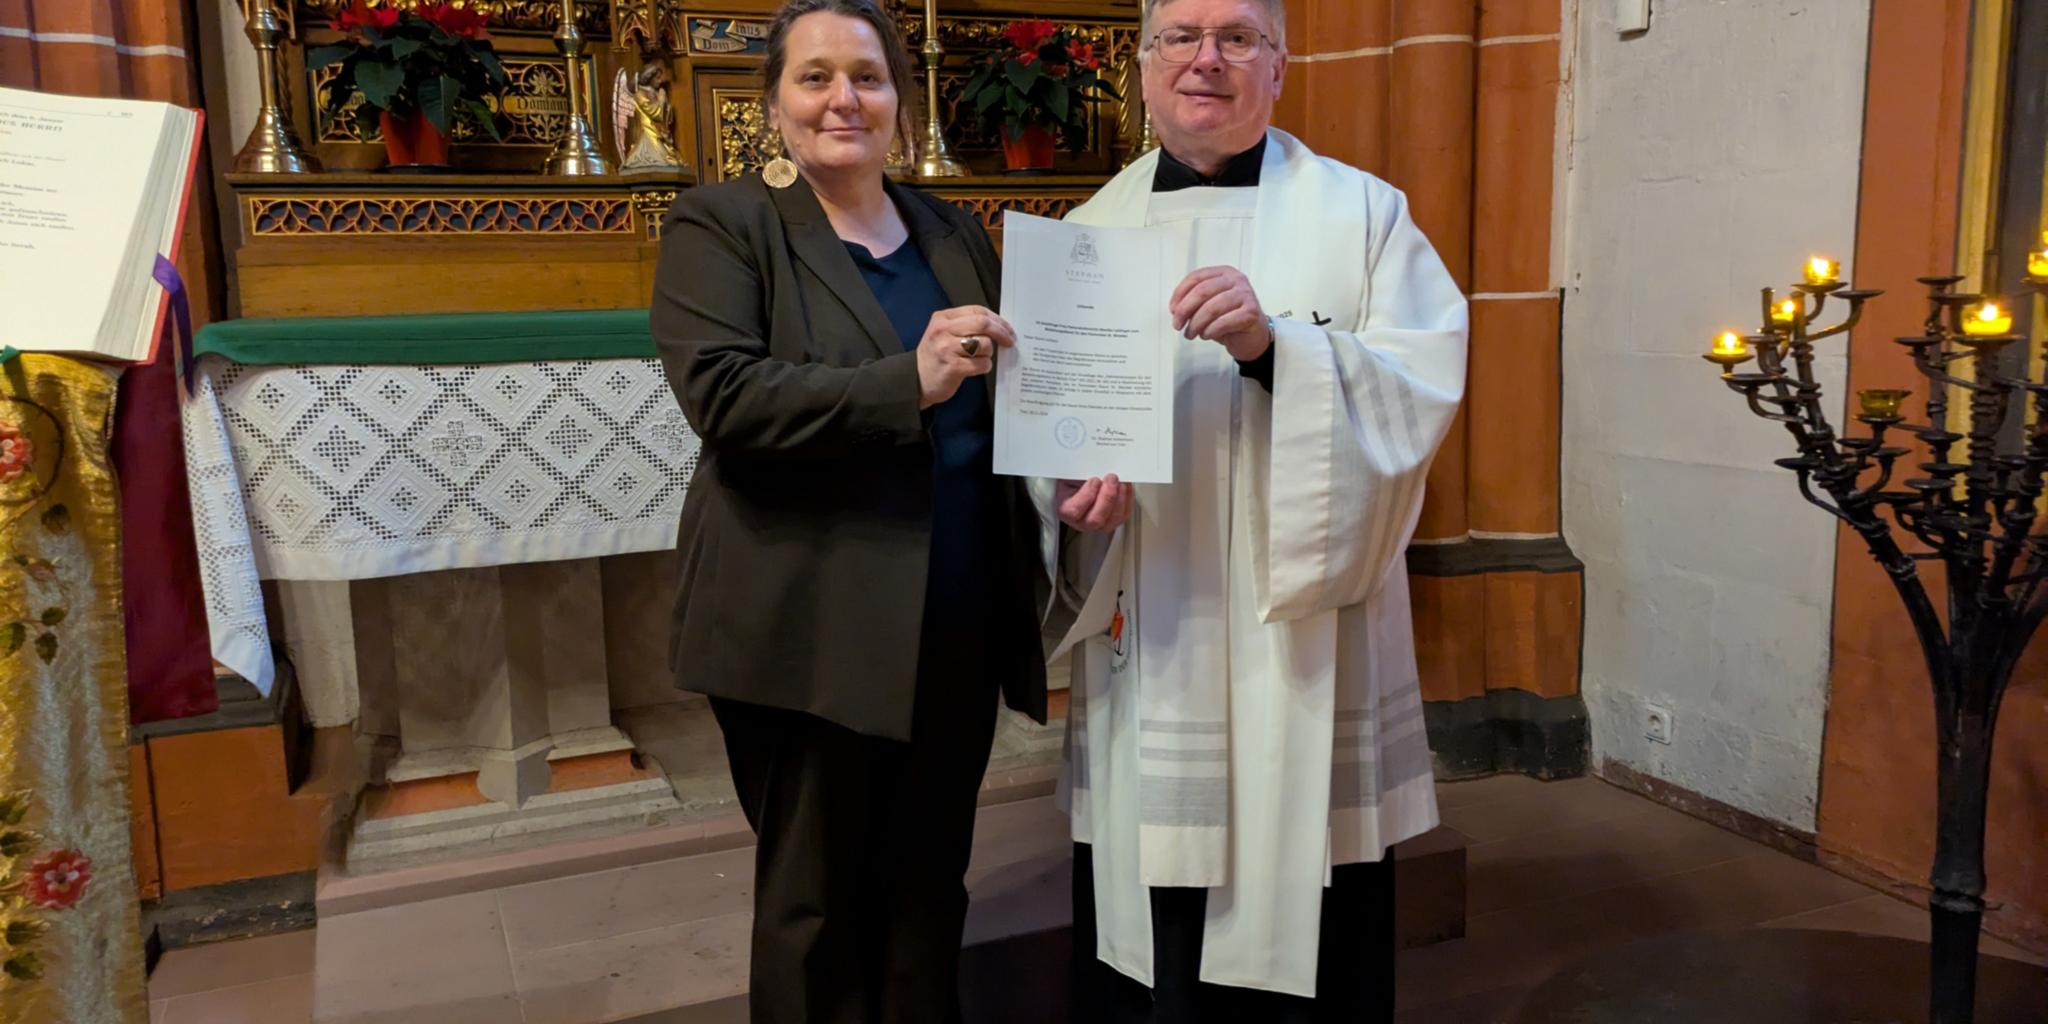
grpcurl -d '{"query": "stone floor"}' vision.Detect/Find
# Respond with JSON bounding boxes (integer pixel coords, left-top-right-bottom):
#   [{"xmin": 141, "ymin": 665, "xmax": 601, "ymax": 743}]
[
  {"xmin": 145, "ymin": 772, "xmax": 2046, "ymax": 1023},
  {"xmin": 616, "ymin": 695, "xmax": 1066, "ymax": 823}
]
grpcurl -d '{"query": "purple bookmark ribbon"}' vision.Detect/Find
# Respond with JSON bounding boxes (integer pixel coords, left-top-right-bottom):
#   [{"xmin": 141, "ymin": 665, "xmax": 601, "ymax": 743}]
[{"xmin": 153, "ymin": 254, "xmax": 195, "ymax": 388}]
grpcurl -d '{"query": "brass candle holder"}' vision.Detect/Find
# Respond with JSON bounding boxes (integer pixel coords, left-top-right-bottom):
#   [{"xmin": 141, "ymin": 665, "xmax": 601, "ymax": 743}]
[
  {"xmin": 231, "ymin": 0, "xmax": 320, "ymax": 174},
  {"xmin": 1125, "ymin": 109, "xmax": 1159, "ymax": 168},
  {"xmin": 544, "ymin": 0, "xmax": 614, "ymax": 176},
  {"xmin": 913, "ymin": 0, "xmax": 966, "ymax": 177}
]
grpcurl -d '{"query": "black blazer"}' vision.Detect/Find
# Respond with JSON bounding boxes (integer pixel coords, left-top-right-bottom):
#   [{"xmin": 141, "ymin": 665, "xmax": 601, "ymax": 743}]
[{"xmin": 651, "ymin": 173, "xmax": 1048, "ymax": 741}]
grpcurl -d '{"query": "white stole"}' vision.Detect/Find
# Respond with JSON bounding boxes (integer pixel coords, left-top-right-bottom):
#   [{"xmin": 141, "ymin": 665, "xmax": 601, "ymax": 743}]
[{"xmin": 1041, "ymin": 127, "xmax": 1468, "ymax": 996}]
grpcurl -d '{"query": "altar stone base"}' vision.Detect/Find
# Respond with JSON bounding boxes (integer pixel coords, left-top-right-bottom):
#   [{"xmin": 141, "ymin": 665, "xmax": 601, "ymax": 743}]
[{"xmin": 341, "ymin": 559, "xmax": 684, "ymax": 873}]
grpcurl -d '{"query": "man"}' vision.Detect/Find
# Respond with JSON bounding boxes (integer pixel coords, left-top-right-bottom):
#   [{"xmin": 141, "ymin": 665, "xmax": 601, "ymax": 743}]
[{"xmin": 1038, "ymin": 0, "xmax": 1468, "ymax": 1018}]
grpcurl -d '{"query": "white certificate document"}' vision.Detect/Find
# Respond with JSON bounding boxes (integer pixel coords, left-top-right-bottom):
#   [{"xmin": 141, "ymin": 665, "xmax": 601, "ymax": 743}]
[{"xmin": 993, "ymin": 211, "xmax": 1180, "ymax": 484}]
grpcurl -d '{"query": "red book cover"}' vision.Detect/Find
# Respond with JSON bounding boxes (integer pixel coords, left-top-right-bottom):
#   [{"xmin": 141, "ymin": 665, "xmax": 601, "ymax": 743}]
[{"xmin": 138, "ymin": 105, "xmax": 206, "ymax": 367}]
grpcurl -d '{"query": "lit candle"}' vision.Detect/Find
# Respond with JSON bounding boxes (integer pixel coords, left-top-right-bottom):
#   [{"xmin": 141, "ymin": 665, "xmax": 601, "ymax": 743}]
[
  {"xmin": 2028, "ymin": 249, "xmax": 2048, "ymax": 280},
  {"xmin": 1963, "ymin": 301, "xmax": 2012, "ymax": 336},
  {"xmin": 1770, "ymin": 298, "xmax": 1801, "ymax": 325},
  {"xmin": 1857, "ymin": 388, "xmax": 1910, "ymax": 419},
  {"xmin": 1705, "ymin": 330, "xmax": 1753, "ymax": 367},
  {"xmin": 1804, "ymin": 257, "xmax": 1840, "ymax": 286}
]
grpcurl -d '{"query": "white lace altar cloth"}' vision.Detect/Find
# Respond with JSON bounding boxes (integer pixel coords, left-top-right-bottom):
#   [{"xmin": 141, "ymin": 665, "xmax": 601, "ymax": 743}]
[{"xmin": 180, "ymin": 355, "xmax": 698, "ymax": 693}]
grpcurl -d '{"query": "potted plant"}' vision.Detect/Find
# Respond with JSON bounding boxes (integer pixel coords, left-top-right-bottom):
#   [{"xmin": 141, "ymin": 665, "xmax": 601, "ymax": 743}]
[
  {"xmin": 309, "ymin": 0, "xmax": 511, "ymax": 169},
  {"xmin": 958, "ymin": 19, "xmax": 1121, "ymax": 173}
]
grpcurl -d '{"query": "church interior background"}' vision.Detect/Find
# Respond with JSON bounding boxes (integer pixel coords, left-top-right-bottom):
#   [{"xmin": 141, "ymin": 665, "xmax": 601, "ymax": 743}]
[{"xmin": 1, "ymin": 0, "xmax": 2046, "ymax": 1020}]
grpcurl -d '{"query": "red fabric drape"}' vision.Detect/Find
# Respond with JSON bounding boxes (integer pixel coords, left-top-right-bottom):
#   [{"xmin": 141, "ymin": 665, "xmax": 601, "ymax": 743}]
[{"xmin": 1, "ymin": 0, "xmax": 223, "ymax": 723}]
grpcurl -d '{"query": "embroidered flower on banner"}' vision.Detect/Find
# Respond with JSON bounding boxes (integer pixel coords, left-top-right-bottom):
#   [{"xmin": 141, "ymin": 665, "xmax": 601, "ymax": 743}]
[
  {"xmin": 0, "ymin": 423, "xmax": 32, "ymax": 483},
  {"xmin": 23, "ymin": 851, "xmax": 90, "ymax": 911}
]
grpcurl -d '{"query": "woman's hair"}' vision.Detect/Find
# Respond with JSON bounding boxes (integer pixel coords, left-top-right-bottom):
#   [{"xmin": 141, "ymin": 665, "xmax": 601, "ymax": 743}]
[{"xmin": 760, "ymin": 0, "xmax": 919, "ymax": 156}]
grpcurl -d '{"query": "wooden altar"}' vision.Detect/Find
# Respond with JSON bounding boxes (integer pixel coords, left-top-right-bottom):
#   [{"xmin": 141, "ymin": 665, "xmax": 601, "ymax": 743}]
[{"xmin": 208, "ymin": 0, "xmax": 1145, "ymax": 877}]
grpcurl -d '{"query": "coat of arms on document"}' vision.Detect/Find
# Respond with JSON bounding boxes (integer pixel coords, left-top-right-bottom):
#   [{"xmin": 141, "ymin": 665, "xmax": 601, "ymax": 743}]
[{"xmin": 1069, "ymin": 232, "xmax": 1100, "ymax": 266}]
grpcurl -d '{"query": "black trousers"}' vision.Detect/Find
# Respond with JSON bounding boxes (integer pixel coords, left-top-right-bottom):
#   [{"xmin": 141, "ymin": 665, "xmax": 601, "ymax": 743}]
[
  {"xmin": 710, "ymin": 627, "xmax": 999, "ymax": 1024},
  {"xmin": 1070, "ymin": 842, "xmax": 1398, "ymax": 1024}
]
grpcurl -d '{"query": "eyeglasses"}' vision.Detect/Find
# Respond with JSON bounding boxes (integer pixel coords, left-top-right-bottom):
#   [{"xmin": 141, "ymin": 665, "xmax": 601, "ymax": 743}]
[{"xmin": 1149, "ymin": 25, "xmax": 1275, "ymax": 64}]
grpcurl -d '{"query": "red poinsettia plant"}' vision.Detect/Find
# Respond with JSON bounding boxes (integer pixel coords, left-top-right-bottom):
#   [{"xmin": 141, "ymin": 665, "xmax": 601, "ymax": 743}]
[
  {"xmin": 308, "ymin": 0, "xmax": 510, "ymax": 150},
  {"xmin": 958, "ymin": 18, "xmax": 1120, "ymax": 166}
]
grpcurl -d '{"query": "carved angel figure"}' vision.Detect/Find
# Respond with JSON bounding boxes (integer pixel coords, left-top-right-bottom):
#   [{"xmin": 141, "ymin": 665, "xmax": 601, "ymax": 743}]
[{"xmin": 613, "ymin": 61, "xmax": 682, "ymax": 171}]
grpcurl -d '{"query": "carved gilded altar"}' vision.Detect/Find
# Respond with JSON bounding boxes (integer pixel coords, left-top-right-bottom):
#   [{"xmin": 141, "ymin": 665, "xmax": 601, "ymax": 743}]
[
  {"xmin": 201, "ymin": 0, "xmax": 1136, "ymax": 878},
  {"xmin": 220, "ymin": 1, "xmax": 1139, "ymax": 318},
  {"xmin": 276, "ymin": 0, "xmax": 1142, "ymax": 180}
]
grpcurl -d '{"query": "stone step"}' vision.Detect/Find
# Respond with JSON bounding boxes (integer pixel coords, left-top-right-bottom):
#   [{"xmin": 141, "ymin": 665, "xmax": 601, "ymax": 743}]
[{"xmin": 309, "ymin": 794, "xmax": 1466, "ymax": 1023}]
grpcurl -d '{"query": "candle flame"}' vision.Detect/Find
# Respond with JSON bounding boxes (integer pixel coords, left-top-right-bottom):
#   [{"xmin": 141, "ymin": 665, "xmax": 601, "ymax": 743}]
[
  {"xmin": 1804, "ymin": 257, "xmax": 1839, "ymax": 284},
  {"xmin": 1714, "ymin": 331, "xmax": 1744, "ymax": 353},
  {"xmin": 1962, "ymin": 301, "xmax": 2013, "ymax": 337}
]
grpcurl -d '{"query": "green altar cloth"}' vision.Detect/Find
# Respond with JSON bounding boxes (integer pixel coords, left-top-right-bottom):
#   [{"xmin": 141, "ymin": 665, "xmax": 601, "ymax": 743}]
[{"xmin": 192, "ymin": 309, "xmax": 656, "ymax": 366}]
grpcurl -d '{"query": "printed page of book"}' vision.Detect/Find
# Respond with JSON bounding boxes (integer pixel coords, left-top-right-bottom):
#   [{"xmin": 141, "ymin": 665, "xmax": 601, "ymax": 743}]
[{"xmin": 0, "ymin": 87, "xmax": 177, "ymax": 357}]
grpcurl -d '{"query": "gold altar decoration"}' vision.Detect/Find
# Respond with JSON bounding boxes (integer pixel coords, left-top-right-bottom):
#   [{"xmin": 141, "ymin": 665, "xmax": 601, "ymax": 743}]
[
  {"xmin": 611, "ymin": 0, "xmax": 684, "ymax": 55},
  {"xmin": 243, "ymin": 192, "xmax": 636, "ymax": 235},
  {"xmin": 945, "ymin": 191, "xmax": 1092, "ymax": 230},
  {"xmin": 0, "ymin": 356, "xmax": 147, "ymax": 1024},
  {"xmin": 685, "ymin": 16, "xmax": 769, "ymax": 55},
  {"xmin": 544, "ymin": 0, "xmax": 614, "ymax": 174},
  {"xmin": 713, "ymin": 86, "xmax": 775, "ymax": 182},
  {"xmin": 298, "ymin": 0, "xmax": 610, "ymax": 36},
  {"xmin": 895, "ymin": 13, "xmax": 1140, "ymax": 67},
  {"xmin": 1126, "ymin": 110, "xmax": 1158, "ymax": 167},
  {"xmin": 214, "ymin": 2, "xmax": 1126, "ymax": 311},
  {"xmin": 677, "ymin": 8, "xmax": 1137, "ymax": 178},
  {"xmin": 914, "ymin": 0, "xmax": 966, "ymax": 177},
  {"xmin": 314, "ymin": 58, "xmax": 595, "ymax": 147},
  {"xmin": 233, "ymin": 0, "xmax": 321, "ymax": 173},
  {"xmin": 895, "ymin": 12, "xmax": 1138, "ymax": 160},
  {"xmin": 631, "ymin": 188, "xmax": 678, "ymax": 240},
  {"xmin": 612, "ymin": 63, "xmax": 683, "ymax": 171}
]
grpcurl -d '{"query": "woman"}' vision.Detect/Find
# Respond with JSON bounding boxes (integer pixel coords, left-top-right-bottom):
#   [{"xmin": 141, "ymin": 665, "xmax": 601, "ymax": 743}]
[{"xmin": 650, "ymin": 1, "xmax": 1131, "ymax": 1020}]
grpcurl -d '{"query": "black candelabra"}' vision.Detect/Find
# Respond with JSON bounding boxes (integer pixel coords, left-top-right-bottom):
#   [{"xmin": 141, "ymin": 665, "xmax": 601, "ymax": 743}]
[{"xmin": 1705, "ymin": 248, "xmax": 2048, "ymax": 1024}]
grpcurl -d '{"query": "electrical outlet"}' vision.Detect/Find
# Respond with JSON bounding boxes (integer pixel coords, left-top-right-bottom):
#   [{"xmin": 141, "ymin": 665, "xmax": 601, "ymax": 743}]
[
  {"xmin": 1617, "ymin": 0, "xmax": 1652, "ymax": 34},
  {"xmin": 1645, "ymin": 704, "xmax": 1674, "ymax": 745}
]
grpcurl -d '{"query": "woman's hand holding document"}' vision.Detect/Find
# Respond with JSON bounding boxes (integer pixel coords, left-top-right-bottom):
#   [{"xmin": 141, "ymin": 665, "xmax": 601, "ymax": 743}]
[{"xmin": 993, "ymin": 211, "xmax": 1182, "ymax": 484}]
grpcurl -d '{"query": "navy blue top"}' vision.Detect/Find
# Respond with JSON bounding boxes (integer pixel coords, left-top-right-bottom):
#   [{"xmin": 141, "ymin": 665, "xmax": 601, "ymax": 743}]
[{"xmin": 845, "ymin": 238, "xmax": 998, "ymax": 621}]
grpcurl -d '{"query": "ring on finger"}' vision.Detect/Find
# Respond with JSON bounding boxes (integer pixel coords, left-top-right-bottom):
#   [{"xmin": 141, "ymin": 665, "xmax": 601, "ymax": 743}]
[{"xmin": 958, "ymin": 335, "xmax": 984, "ymax": 357}]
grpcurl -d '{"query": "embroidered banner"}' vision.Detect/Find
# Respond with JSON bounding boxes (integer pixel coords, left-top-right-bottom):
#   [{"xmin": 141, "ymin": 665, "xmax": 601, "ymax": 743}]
[{"xmin": 0, "ymin": 355, "xmax": 149, "ymax": 1024}]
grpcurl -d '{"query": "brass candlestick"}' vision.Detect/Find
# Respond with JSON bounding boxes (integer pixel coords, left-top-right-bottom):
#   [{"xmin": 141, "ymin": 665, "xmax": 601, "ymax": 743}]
[
  {"xmin": 544, "ymin": 0, "xmax": 613, "ymax": 175},
  {"xmin": 913, "ymin": 0, "xmax": 965, "ymax": 177},
  {"xmin": 1124, "ymin": 109, "xmax": 1159, "ymax": 168},
  {"xmin": 231, "ymin": 0, "xmax": 320, "ymax": 174}
]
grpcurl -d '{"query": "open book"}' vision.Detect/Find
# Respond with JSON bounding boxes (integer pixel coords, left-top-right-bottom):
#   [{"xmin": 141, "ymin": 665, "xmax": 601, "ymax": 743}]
[{"xmin": 0, "ymin": 86, "xmax": 204, "ymax": 363}]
